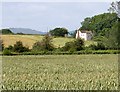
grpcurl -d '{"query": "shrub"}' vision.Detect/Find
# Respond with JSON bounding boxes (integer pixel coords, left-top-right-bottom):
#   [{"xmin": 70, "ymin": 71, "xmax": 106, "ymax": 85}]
[
  {"xmin": 6, "ymin": 45, "xmax": 14, "ymax": 51},
  {"xmin": 32, "ymin": 34, "xmax": 54, "ymax": 51},
  {"xmin": 3, "ymin": 49, "xmax": 12, "ymax": 55},
  {"xmin": 88, "ymin": 44, "xmax": 97, "ymax": 50},
  {"xmin": 13, "ymin": 41, "xmax": 29, "ymax": 53},
  {"xmin": 62, "ymin": 38, "xmax": 84, "ymax": 51},
  {"xmin": 97, "ymin": 42, "xmax": 106, "ymax": 50},
  {"xmin": 0, "ymin": 39, "xmax": 4, "ymax": 51},
  {"xmin": 88, "ymin": 42, "xmax": 106, "ymax": 50},
  {"xmin": 74, "ymin": 38, "xmax": 84, "ymax": 51},
  {"xmin": 62, "ymin": 41, "xmax": 75, "ymax": 51}
]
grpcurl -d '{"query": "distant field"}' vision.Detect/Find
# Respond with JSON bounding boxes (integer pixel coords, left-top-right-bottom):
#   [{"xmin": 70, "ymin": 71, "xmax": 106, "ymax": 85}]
[
  {"xmin": 1, "ymin": 35, "xmax": 96, "ymax": 49},
  {"xmin": 1, "ymin": 35, "xmax": 75, "ymax": 48},
  {"xmin": 2, "ymin": 54, "xmax": 118, "ymax": 90}
]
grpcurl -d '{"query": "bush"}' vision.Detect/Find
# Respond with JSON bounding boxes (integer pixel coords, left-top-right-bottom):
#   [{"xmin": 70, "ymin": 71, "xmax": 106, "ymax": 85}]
[
  {"xmin": 62, "ymin": 41, "xmax": 76, "ymax": 51},
  {"xmin": 15, "ymin": 50, "xmax": 119, "ymax": 55},
  {"xmin": 62, "ymin": 38, "xmax": 84, "ymax": 51},
  {"xmin": 0, "ymin": 39, "xmax": 4, "ymax": 51},
  {"xmin": 74, "ymin": 38, "xmax": 84, "ymax": 51},
  {"xmin": 88, "ymin": 42, "xmax": 106, "ymax": 50},
  {"xmin": 6, "ymin": 45, "xmax": 14, "ymax": 51},
  {"xmin": 88, "ymin": 44, "xmax": 97, "ymax": 50},
  {"xmin": 32, "ymin": 34, "xmax": 54, "ymax": 51},
  {"xmin": 97, "ymin": 42, "xmax": 106, "ymax": 50},
  {"xmin": 13, "ymin": 41, "xmax": 29, "ymax": 53},
  {"xmin": 3, "ymin": 49, "xmax": 12, "ymax": 55}
]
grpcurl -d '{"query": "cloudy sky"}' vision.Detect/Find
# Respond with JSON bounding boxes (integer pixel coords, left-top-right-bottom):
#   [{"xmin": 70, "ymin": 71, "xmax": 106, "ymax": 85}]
[{"xmin": 2, "ymin": 2, "xmax": 111, "ymax": 32}]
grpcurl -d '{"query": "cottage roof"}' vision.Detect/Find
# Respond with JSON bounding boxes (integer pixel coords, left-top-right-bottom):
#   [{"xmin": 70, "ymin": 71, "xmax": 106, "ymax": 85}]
[{"xmin": 79, "ymin": 30, "xmax": 92, "ymax": 34}]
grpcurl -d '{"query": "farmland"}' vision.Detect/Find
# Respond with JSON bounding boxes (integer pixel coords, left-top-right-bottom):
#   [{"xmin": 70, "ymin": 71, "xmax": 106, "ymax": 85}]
[
  {"xmin": 1, "ymin": 35, "xmax": 96, "ymax": 48},
  {"xmin": 2, "ymin": 54, "xmax": 118, "ymax": 90}
]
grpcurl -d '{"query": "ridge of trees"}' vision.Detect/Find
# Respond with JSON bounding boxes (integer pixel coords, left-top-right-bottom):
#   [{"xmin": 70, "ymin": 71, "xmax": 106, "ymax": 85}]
[
  {"xmin": 0, "ymin": 29, "xmax": 14, "ymax": 34},
  {"xmin": 80, "ymin": 13, "xmax": 117, "ymax": 37}
]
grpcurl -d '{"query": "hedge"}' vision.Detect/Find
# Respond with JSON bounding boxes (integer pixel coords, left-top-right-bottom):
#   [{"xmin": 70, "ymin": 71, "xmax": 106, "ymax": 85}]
[{"xmin": 1, "ymin": 50, "xmax": 120, "ymax": 56}]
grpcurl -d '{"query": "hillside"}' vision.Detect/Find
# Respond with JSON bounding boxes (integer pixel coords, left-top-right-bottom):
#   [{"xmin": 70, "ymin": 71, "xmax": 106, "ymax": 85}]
[
  {"xmin": 1, "ymin": 35, "xmax": 95, "ymax": 49},
  {"xmin": 1, "ymin": 35, "xmax": 75, "ymax": 49},
  {"xmin": 9, "ymin": 28, "xmax": 47, "ymax": 35}
]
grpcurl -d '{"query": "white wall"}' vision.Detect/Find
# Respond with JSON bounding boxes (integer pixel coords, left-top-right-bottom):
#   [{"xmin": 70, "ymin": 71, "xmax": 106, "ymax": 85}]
[{"xmin": 76, "ymin": 31, "xmax": 92, "ymax": 41}]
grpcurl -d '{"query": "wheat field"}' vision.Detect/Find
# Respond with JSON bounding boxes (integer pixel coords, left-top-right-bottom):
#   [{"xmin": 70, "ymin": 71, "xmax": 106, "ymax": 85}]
[{"xmin": 2, "ymin": 54, "xmax": 118, "ymax": 90}]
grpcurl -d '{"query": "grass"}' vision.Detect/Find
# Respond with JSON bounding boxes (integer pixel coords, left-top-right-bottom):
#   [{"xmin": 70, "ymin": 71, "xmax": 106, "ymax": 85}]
[
  {"xmin": 2, "ymin": 54, "xmax": 118, "ymax": 90},
  {"xmin": 52, "ymin": 37, "xmax": 74, "ymax": 47},
  {"xmin": 1, "ymin": 35, "xmax": 95, "ymax": 48},
  {"xmin": 1, "ymin": 35, "xmax": 43, "ymax": 49}
]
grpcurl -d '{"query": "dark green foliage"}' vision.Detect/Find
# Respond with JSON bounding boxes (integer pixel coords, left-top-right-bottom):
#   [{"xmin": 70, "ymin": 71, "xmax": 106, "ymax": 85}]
[
  {"xmin": 6, "ymin": 45, "xmax": 14, "ymax": 51},
  {"xmin": 63, "ymin": 38, "xmax": 84, "ymax": 51},
  {"xmin": 49, "ymin": 28, "xmax": 68, "ymax": 37},
  {"xmin": 13, "ymin": 41, "xmax": 29, "ymax": 53},
  {"xmin": 0, "ymin": 29, "xmax": 13, "ymax": 34},
  {"xmin": 16, "ymin": 32, "xmax": 24, "ymax": 35},
  {"xmin": 88, "ymin": 44, "xmax": 98, "ymax": 50},
  {"xmin": 0, "ymin": 39, "xmax": 4, "ymax": 51},
  {"xmin": 3, "ymin": 49, "xmax": 12, "ymax": 55},
  {"xmin": 74, "ymin": 38, "xmax": 84, "ymax": 51},
  {"xmin": 118, "ymin": 18, "xmax": 120, "ymax": 49},
  {"xmin": 32, "ymin": 41, "xmax": 42, "ymax": 51},
  {"xmin": 88, "ymin": 42, "xmax": 106, "ymax": 50},
  {"xmin": 97, "ymin": 42, "xmax": 106, "ymax": 50},
  {"xmin": 16, "ymin": 50, "xmax": 119, "ymax": 55},
  {"xmin": 80, "ymin": 13, "xmax": 117, "ymax": 37},
  {"xmin": 32, "ymin": 34, "xmax": 54, "ymax": 51},
  {"xmin": 81, "ymin": 17, "xmax": 92, "ymax": 31},
  {"xmin": 104, "ymin": 21, "xmax": 119, "ymax": 49},
  {"xmin": 62, "ymin": 41, "xmax": 76, "ymax": 51},
  {"xmin": 80, "ymin": 13, "xmax": 118, "ymax": 49}
]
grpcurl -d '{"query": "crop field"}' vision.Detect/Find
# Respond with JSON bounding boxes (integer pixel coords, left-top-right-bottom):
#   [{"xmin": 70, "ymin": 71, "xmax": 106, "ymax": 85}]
[
  {"xmin": 2, "ymin": 54, "xmax": 118, "ymax": 90},
  {"xmin": 1, "ymin": 35, "xmax": 96, "ymax": 48}
]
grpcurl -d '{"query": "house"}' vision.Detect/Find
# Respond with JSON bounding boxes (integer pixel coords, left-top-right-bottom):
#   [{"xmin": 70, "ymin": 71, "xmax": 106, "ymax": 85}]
[{"xmin": 76, "ymin": 30, "xmax": 93, "ymax": 41}]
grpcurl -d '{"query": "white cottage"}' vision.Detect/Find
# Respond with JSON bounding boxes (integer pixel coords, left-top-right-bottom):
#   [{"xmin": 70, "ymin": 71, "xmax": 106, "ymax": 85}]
[{"xmin": 76, "ymin": 30, "xmax": 93, "ymax": 41}]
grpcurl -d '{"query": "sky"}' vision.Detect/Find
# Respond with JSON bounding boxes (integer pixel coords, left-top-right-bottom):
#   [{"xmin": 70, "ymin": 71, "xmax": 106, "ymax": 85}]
[{"xmin": 1, "ymin": 2, "xmax": 111, "ymax": 32}]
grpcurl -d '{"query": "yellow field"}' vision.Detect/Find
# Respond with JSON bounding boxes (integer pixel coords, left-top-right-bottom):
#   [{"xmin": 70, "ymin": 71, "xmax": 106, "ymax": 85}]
[
  {"xmin": 1, "ymin": 35, "xmax": 75, "ymax": 49},
  {"xmin": 1, "ymin": 35, "xmax": 96, "ymax": 49},
  {"xmin": 1, "ymin": 35, "xmax": 43, "ymax": 49}
]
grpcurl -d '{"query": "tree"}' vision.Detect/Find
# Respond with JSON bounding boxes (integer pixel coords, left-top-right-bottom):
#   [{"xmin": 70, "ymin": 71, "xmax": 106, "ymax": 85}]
[
  {"xmin": 106, "ymin": 1, "xmax": 120, "ymax": 49},
  {"xmin": 0, "ymin": 39, "xmax": 4, "ymax": 51},
  {"xmin": 108, "ymin": 1, "xmax": 120, "ymax": 18},
  {"xmin": 74, "ymin": 38, "xmax": 84, "ymax": 51},
  {"xmin": 80, "ymin": 13, "xmax": 117, "ymax": 37},
  {"xmin": 32, "ymin": 34, "xmax": 54, "ymax": 51},
  {"xmin": 105, "ymin": 22, "xmax": 119, "ymax": 49},
  {"xmin": 13, "ymin": 41, "xmax": 29, "ymax": 53},
  {"xmin": 80, "ymin": 17, "xmax": 92, "ymax": 30},
  {"xmin": 49, "ymin": 28, "xmax": 68, "ymax": 37},
  {"xmin": 62, "ymin": 38, "xmax": 84, "ymax": 51},
  {"xmin": 0, "ymin": 29, "xmax": 13, "ymax": 34}
]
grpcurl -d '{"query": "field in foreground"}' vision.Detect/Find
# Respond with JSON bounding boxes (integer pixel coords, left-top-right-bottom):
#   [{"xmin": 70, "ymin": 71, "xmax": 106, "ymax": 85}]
[{"xmin": 2, "ymin": 54, "xmax": 118, "ymax": 90}]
